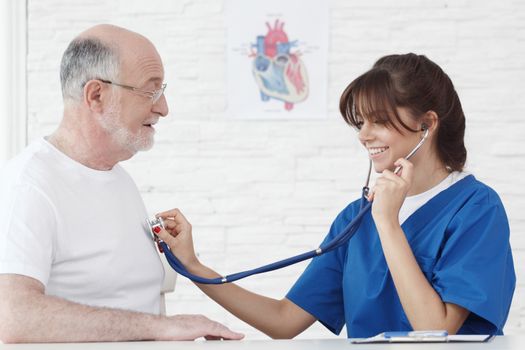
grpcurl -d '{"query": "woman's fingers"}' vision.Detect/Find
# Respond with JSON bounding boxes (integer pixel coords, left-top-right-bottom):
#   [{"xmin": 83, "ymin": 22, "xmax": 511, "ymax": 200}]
[
  {"xmin": 156, "ymin": 208, "xmax": 185, "ymax": 221},
  {"xmin": 156, "ymin": 209, "xmax": 192, "ymax": 236},
  {"xmin": 156, "ymin": 208, "xmax": 179, "ymax": 218},
  {"xmin": 158, "ymin": 219, "xmax": 190, "ymax": 239},
  {"xmin": 369, "ymin": 160, "xmax": 413, "ymax": 201},
  {"xmin": 163, "ymin": 219, "xmax": 177, "ymax": 229},
  {"xmin": 393, "ymin": 158, "xmax": 414, "ymax": 183},
  {"xmin": 155, "ymin": 227, "xmax": 177, "ymax": 245},
  {"xmin": 157, "ymin": 208, "xmax": 191, "ymax": 227}
]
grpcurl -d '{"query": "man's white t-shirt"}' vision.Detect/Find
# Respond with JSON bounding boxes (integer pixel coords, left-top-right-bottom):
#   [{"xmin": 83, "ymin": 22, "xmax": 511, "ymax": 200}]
[{"xmin": 0, "ymin": 138, "xmax": 164, "ymax": 314}]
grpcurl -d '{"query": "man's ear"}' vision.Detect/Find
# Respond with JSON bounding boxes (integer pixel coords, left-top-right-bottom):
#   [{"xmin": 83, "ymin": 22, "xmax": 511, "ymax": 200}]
[{"xmin": 83, "ymin": 80, "xmax": 106, "ymax": 113}]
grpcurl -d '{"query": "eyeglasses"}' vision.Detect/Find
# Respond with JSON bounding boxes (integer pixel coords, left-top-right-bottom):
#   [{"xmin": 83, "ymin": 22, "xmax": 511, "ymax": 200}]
[{"xmin": 99, "ymin": 79, "xmax": 166, "ymax": 104}]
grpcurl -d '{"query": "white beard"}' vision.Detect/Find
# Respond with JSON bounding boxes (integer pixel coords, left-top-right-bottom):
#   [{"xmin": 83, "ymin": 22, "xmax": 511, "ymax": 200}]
[{"xmin": 96, "ymin": 99, "xmax": 154, "ymax": 154}]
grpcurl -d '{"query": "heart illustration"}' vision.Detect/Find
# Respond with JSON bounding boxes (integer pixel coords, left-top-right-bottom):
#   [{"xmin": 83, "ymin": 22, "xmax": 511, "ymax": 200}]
[{"xmin": 251, "ymin": 20, "xmax": 309, "ymax": 111}]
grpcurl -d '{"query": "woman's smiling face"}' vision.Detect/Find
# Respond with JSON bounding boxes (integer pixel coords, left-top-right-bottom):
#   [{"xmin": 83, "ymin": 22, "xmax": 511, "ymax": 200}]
[{"xmin": 356, "ymin": 107, "xmax": 425, "ymax": 173}]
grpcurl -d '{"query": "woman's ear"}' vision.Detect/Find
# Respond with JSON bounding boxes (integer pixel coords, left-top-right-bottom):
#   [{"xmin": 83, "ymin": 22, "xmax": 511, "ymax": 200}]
[
  {"xmin": 422, "ymin": 110, "xmax": 439, "ymax": 132},
  {"xmin": 83, "ymin": 79, "xmax": 105, "ymax": 113}
]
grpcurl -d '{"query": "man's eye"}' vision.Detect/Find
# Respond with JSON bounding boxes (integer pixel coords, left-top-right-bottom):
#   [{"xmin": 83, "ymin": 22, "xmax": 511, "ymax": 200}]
[{"xmin": 355, "ymin": 121, "xmax": 364, "ymax": 130}]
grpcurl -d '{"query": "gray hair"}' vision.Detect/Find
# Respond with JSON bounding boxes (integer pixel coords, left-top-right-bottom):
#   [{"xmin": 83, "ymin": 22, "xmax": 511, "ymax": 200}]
[{"xmin": 60, "ymin": 37, "xmax": 119, "ymax": 102}]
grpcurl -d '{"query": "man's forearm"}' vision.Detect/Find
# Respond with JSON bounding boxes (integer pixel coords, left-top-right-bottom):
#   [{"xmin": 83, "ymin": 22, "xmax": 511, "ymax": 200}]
[
  {"xmin": 1, "ymin": 289, "xmax": 161, "ymax": 343},
  {"xmin": 0, "ymin": 274, "xmax": 243, "ymax": 343}
]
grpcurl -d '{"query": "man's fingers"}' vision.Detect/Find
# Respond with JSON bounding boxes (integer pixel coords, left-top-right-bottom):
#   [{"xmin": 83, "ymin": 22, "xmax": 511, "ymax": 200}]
[
  {"xmin": 207, "ymin": 322, "xmax": 244, "ymax": 340},
  {"xmin": 205, "ymin": 335, "xmax": 222, "ymax": 340},
  {"xmin": 169, "ymin": 315, "xmax": 244, "ymax": 341}
]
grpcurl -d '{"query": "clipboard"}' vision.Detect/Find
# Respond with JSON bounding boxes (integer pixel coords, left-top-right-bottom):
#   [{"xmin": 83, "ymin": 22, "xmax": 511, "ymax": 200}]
[{"xmin": 351, "ymin": 330, "xmax": 494, "ymax": 344}]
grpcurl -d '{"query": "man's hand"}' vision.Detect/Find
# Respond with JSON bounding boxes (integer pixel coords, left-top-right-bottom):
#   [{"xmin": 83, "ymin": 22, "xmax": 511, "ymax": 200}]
[{"xmin": 157, "ymin": 314, "xmax": 244, "ymax": 341}]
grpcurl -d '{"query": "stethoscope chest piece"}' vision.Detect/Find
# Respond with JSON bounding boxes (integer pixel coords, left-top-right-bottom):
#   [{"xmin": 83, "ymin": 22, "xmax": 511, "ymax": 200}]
[{"xmin": 146, "ymin": 217, "xmax": 166, "ymax": 252}]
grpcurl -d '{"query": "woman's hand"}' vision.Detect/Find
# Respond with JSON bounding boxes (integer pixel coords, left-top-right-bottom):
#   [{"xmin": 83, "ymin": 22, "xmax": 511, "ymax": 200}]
[
  {"xmin": 368, "ymin": 158, "xmax": 414, "ymax": 229},
  {"xmin": 155, "ymin": 208, "xmax": 200, "ymax": 269}
]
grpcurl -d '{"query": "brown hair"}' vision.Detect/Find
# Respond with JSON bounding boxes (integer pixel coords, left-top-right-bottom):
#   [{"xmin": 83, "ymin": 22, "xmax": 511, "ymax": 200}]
[{"xmin": 339, "ymin": 53, "xmax": 467, "ymax": 172}]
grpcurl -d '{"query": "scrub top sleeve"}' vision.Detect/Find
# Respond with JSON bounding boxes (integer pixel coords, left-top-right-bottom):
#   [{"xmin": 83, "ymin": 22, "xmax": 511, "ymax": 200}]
[
  {"xmin": 286, "ymin": 203, "xmax": 356, "ymax": 335},
  {"xmin": 432, "ymin": 192, "xmax": 515, "ymax": 333},
  {"xmin": 0, "ymin": 184, "xmax": 56, "ymax": 286}
]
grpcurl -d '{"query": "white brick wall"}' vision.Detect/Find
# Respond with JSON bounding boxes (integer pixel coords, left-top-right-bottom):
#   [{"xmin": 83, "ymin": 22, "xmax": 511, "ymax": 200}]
[{"xmin": 27, "ymin": 0, "xmax": 525, "ymax": 339}]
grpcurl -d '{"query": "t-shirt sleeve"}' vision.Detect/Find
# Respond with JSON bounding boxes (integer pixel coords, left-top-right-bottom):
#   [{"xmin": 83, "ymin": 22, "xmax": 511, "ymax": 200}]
[
  {"xmin": 0, "ymin": 184, "xmax": 56, "ymax": 286},
  {"xmin": 286, "ymin": 204, "xmax": 355, "ymax": 335},
  {"xmin": 432, "ymin": 190, "xmax": 516, "ymax": 333}
]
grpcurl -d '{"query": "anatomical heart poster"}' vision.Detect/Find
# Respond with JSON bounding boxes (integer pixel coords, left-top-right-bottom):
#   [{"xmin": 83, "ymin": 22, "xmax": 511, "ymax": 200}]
[{"xmin": 226, "ymin": 0, "xmax": 329, "ymax": 119}]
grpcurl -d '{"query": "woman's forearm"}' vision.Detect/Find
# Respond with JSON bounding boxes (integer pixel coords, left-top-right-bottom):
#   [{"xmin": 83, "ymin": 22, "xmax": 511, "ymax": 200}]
[
  {"xmin": 375, "ymin": 221, "xmax": 469, "ymax": 333},
  {"xmin": 187, "ymin": 262, "xmax": 316, "ymax": 338}
]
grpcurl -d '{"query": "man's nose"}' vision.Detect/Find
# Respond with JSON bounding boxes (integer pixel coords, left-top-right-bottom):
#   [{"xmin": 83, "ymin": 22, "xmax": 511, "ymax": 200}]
[{"xmin": 153, "ymin": 94, "xmax": 169, "ymax": 117}]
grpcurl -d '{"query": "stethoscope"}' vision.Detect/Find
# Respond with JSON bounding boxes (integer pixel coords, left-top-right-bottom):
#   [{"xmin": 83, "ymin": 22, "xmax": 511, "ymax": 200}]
[{"xmin": 147, "ymin": 126, "xmax": 430, "ymax": 284}]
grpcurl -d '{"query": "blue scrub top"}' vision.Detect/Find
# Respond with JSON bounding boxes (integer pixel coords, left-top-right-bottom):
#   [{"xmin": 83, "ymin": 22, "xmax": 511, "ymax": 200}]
[{"xmin": 286, "ymin": 175, "xmax": 515, "ymax": 338}]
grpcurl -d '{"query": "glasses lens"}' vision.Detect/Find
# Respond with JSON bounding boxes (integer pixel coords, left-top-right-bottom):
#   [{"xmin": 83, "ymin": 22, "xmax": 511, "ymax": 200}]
[
  {"xmin": 152, "ymin": 84, "xmax": 166, "ymax": 104},
  {"xmin": 152, "ymin": 92, "xmax": 160, "ymax": 103}
]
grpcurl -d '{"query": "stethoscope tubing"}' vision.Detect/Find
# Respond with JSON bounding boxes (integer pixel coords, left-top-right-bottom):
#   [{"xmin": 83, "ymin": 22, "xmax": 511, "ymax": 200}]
[
  {"xmin": 160, "ymin": 198, "xmax": 372, "ymax": 284},
  {"xmin": 159, "ymin": 127, "xmax": 429, "ymax": 285}
]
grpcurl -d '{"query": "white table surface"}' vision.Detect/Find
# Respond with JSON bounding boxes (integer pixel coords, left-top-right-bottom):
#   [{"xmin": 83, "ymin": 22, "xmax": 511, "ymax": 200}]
[{"xmin": 1, "ymin": 336, "xmax": 524, "ymax": 350}]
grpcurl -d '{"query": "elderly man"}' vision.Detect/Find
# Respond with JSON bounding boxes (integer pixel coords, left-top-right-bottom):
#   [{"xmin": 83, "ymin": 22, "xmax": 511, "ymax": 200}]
[{"xmin": 0, "ymin": 24, "xmax": 243, "ymax": 343}]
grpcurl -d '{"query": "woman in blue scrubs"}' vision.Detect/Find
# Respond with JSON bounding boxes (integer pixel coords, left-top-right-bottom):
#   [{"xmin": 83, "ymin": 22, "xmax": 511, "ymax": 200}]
[{"xmin": 155, "ymin": 53, "xmax": 516, "ymax": 338}]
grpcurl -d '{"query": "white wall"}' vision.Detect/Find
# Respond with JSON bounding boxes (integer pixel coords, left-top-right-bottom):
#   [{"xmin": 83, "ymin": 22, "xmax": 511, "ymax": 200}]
[
  {"xmin": 0, "ymin": 0, "xmax": 26, "ymax": 165},
  {"xmin": 26, "ymin": 0, "xmax": 525, "ymax": 339}
]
